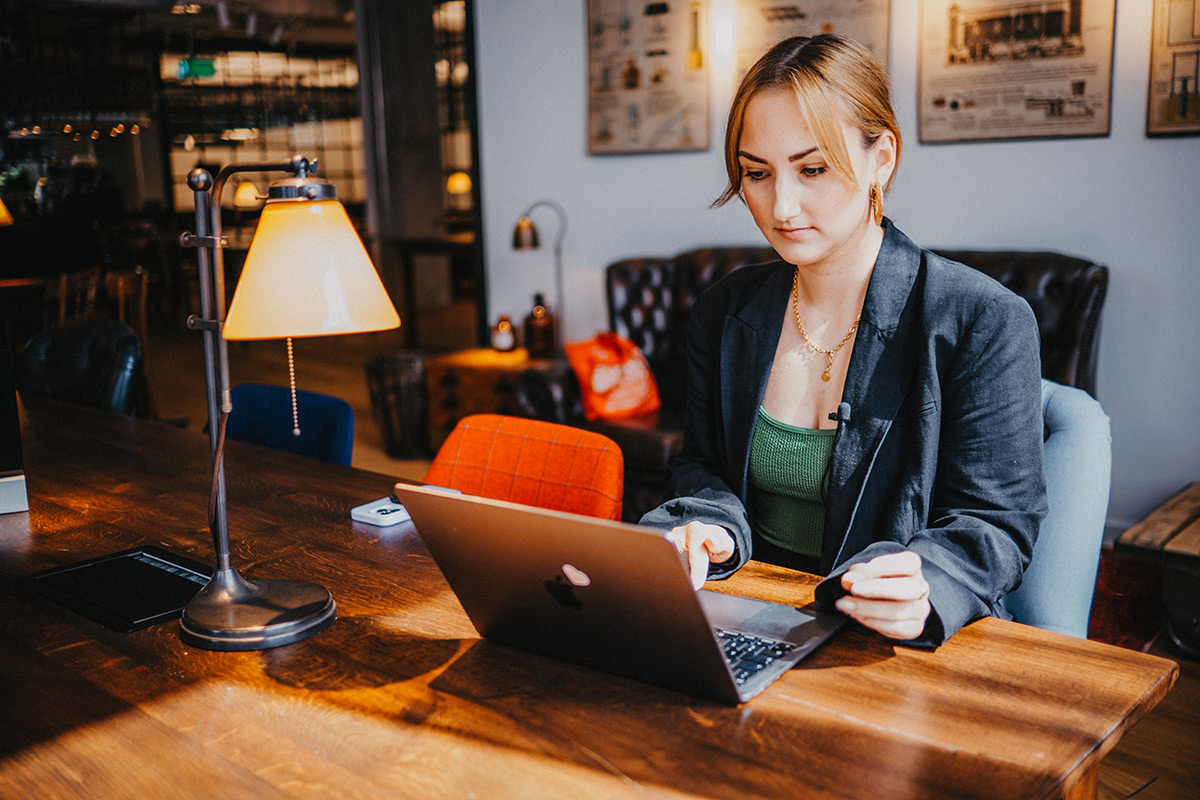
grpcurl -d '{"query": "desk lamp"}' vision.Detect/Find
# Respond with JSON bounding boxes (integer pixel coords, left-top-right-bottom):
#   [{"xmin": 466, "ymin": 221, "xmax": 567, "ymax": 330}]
[
  {"xmin": 181, "ymin": 154, "xmax": 399, "ymax": 650},
  {"xmin": 512, "ymin": 199, "xmax": 567, "ymax": 341}
]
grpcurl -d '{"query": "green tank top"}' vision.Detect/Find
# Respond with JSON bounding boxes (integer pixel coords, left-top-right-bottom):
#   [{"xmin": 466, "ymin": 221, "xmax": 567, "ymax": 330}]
[{"xmin": 748, "ymin": 406, "xmax": 835, "ymax": 558}]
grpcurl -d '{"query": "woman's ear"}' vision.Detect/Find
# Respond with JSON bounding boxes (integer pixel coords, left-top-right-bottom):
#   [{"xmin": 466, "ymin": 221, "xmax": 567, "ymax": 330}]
[{"xmin": 871, "ymin": 130, "xmax": 898, "ymax": 190}]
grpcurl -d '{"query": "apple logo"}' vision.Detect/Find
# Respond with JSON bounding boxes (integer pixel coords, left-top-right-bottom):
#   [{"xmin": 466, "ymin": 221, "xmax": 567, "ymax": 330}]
[{"xmin": 544, "ymin": 563, "xmax": 591, "ymax": 609}]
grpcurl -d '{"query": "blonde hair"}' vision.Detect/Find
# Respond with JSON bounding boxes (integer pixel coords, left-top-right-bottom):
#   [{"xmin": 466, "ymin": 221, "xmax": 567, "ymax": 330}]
[{"xmin": 715, "ymin": 34, "xmax": 901, "ymax": 207}]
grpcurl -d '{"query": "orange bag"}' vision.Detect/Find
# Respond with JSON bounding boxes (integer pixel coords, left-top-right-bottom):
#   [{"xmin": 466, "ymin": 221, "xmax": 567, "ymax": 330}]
[{"xmin": 564, "ymin": 333, "xmax": 661, "ymax": 421}]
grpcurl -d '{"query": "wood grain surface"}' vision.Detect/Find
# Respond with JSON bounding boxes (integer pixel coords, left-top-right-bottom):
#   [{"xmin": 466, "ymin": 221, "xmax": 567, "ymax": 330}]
[{"xmin": 0, "ymin": 397, "xmax": 1178, "ymax": 800}]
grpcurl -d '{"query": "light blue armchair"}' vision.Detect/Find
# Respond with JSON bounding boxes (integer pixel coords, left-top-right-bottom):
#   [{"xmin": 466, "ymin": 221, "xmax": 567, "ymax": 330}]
[{"xmin": 1002, "ymin": 379, "xmax": 1112, "ymax": 638}]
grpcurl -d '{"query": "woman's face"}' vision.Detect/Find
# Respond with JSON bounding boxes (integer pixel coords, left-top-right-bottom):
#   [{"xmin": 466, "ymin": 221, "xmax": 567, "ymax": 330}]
[{"xmin": 737, "ymin": 88, "xmax": 892, "ymax": 271}]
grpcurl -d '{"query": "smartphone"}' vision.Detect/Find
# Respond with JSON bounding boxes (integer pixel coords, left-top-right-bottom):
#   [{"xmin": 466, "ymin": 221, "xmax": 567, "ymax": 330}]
[{"xmin": 350, "ymin": 495, "xmax": 411, "ymax": 527}]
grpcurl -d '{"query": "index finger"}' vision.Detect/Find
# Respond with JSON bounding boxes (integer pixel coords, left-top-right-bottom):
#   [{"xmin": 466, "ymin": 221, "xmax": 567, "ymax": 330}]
[
  {"xmin": 687, "ymin": 546, "xmax": 708, "ymax": 591},
  {"xmin": 842, "ymin": 551, "xmax": 922, "ymax": 587}
]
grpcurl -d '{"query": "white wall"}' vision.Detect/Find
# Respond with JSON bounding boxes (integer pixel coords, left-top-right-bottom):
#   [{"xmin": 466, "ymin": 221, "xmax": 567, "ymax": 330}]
[{"xmin": 475, "ymin": 0, "xmax": 1200, "ymax": 533}]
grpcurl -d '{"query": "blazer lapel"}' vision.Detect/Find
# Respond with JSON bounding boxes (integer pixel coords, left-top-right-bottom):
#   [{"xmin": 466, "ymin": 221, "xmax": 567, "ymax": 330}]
[
  {"xmin": 719, "ymin": 262, "xmax": 791, "ymax": 498},
  {"xmin": 823, "ymin": 222, "xmax": 924, "ymax": 571}
]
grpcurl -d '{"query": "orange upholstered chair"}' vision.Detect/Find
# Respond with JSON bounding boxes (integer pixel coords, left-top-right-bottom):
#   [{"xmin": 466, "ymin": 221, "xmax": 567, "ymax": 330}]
[{"xmin": 423, "ymin": 414, "xmax": 624, "ymax": 520}]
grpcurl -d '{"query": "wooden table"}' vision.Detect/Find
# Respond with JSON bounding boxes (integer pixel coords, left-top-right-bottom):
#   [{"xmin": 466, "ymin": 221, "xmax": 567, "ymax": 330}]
[
  {"xmin": 1117, "ymin": 482, "xmax": 1200, "ymax": 567},
  {"xmin": 1116, "ymin": 481, "xmax": 1200, "ymax": 658},
  {"xmin": 0, "ymin": 397, "xmax": 1179, "ymax": 799}
]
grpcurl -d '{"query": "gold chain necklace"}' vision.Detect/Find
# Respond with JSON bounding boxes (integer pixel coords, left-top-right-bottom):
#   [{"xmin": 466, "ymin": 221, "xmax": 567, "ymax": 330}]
[{"xmin": 792, "ymin": 267, "xmax": 861, "ymax": 382}]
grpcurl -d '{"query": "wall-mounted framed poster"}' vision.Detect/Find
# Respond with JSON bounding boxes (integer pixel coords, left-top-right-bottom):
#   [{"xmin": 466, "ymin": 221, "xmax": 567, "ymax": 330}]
[
  {"xmin": 1147, "ymin": 0, "xmax": 1200, "ymax": 136},
  {"xmin": 735, "ymin": 0, "xmax": 891, "ymax": 77},
  {"xmin": 918, "ymin": 0, "xmax": 1116, "ymax": 143},
  {"xmin": 586, "ymin": 0, "xmax": 710, "ymax": 154}
]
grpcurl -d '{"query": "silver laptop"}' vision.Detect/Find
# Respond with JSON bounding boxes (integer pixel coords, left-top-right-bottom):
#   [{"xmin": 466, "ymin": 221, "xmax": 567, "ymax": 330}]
[{"xmin": 393, "ymin": 483, "xmax": 844, "ymax": 704}]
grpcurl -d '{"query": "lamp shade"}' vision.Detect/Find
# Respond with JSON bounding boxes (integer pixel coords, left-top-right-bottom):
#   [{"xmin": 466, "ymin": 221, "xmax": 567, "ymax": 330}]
[
  {"xmin": 223, "ymin": 198, "xmax": 400, "ymax": 340},
  {"xmin": 0, "ymin": 197, "xmax": 13, "ymax": 226},
  {"xmin": 512, "ymin": 215, "xmax": 539, "ymax": 250}
]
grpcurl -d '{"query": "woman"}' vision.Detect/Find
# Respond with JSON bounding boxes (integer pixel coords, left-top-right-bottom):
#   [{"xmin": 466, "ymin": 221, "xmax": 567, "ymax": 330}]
[{"xmin": 639, "ymin": 34, "xmax": 1046, "ymax": 647}]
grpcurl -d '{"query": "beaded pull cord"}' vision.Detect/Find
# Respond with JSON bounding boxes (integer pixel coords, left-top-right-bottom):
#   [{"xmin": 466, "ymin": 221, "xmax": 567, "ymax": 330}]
[{"xmin": 287, "ymin": 337, "xmax": 301, "ymax": 436}]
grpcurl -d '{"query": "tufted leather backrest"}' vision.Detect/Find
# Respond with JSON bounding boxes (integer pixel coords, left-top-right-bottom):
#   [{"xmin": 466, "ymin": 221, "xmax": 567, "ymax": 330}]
[
  {"xmin": 935, "ymin": 250, "xmax": 1108, "ymax": 395},
  {"xmin": 604, "ymin": 245, "xmax": 1108, "ymax": 413},
  {"xmin": 607, "ymin": 247, "xmax": 777, "ymax": 413}
]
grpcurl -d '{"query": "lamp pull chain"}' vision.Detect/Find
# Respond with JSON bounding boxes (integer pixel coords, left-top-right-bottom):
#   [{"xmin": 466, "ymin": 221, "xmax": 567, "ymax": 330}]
[{"xmin": 287, "ymin": 337, "xmax": 301, "ymax": 437}]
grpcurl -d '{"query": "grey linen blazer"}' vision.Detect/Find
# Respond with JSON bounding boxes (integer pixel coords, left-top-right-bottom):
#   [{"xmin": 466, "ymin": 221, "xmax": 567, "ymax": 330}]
[{"xmin": 639, "ymin": 221, "xmax": 1048, "ymax": 647}]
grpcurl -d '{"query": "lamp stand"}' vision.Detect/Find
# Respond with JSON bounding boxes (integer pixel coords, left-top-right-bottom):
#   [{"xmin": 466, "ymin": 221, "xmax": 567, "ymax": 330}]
[
  {"xmin": 515, "ymin": 200, "xmax": 567, "ymax": 343},
  {"xmin": 180, "ymin": 157, "xmax": 336, "ymax": 651}
]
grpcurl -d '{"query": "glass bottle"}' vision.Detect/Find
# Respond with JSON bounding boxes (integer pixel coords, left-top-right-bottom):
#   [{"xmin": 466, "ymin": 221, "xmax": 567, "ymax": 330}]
[{"xmin": 523, "ymin": 293, "xmax": 556, "ymax": 358}]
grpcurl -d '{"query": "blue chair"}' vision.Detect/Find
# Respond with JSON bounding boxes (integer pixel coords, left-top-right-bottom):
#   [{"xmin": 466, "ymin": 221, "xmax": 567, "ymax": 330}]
[
  {"xmin": 1002, "ymin": 379, "xmax": 1111, "ymax": 638},
  {"xmin": 222, "ymin": 383, "xmax": 354, "ymax": 466}
]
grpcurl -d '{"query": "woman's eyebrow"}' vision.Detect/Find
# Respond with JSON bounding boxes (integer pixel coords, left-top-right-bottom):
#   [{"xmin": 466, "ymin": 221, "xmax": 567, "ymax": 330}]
[{"xmin": 736, "ymin": 147, "xmax": 820, "ymax": 163}]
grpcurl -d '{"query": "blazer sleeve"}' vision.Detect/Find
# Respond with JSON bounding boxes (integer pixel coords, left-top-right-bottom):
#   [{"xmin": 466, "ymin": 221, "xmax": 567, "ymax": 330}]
[
  {"xmin": 639, "ymin": 291, "xmax": 752, "ymax": 580},
  {"xmin": 815, "ymin": 290, "xmax": 1047, "ymax": 647}
]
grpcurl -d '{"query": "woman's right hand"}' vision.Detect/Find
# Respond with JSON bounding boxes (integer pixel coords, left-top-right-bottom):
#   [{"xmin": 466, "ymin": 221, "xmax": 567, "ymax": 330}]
[{"xmin": 667, "ymin": 521, "xmax": 736, "ymax": 590}]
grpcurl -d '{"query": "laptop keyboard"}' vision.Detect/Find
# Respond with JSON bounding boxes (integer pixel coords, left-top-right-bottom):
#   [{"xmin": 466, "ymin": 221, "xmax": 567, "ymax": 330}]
[{"xmin": 715, "ymin": 628, "xmax": 797, "ymax": 685}]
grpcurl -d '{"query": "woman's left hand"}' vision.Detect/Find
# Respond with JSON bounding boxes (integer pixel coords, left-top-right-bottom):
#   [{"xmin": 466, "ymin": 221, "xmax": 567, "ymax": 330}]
[{"xmin": 834, "ymin": 551, "xmax": 931, "ymax": 640}]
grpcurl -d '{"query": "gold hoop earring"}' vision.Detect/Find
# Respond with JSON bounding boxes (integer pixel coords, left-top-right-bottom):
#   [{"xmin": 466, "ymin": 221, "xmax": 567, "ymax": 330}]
[{"xmin": 870, "ymin": 183, "xmax": 884, "ymax": 227}]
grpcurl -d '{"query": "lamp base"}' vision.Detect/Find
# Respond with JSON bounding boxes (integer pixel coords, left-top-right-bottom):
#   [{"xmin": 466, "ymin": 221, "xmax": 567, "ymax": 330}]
[{"xmin": 179, "ymin": 567, "xmax": 336, "ymax": 651}]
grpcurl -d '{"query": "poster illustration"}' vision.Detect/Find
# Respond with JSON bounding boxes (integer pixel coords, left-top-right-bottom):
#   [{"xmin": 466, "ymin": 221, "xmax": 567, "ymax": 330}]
[
  {"xmin": 1147, "ymin": 0, "xmax": 1200, "ymax": 135},
  {"xmin": 736, "ymin": 0, "xmax": 891, "ymax": 75},
  {"xmin": 918, "ymin": 0, "xmax": 1115, "ymax": 143},
  {"xmin": 586, "ymin": 0, "xmax": 709, "ymax": 154}
]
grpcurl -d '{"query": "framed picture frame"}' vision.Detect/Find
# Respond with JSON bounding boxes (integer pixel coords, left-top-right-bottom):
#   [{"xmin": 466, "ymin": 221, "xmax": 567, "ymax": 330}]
[
  {"xmin": 918, "ymin": 0, "xmax": 1116, "ymax": 143},
  {"xmin": 1146, "ymin": 0, "xmax": 1200, "ymax": 136},
  {"xmin": 586, "ymin": 0, "xmax": 710, "ymax": 154},
  {"xmin": 735, "ymin": 0, "xmax": 891, "ymax": 77}
]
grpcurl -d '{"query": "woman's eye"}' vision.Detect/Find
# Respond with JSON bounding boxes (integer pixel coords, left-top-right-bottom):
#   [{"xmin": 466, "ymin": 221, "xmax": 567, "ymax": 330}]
[
  {"xmin": 742, "ymin": 169, "xmax": 767, "ymax": 182},
  {"xmin": 800, "ymin": 166, "xmax": 826, "ymax": 177}
]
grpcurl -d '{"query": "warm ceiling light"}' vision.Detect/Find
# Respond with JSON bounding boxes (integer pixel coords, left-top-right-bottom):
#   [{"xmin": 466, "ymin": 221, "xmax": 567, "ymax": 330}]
[
  {"xmin": 221, "ymin": 127, "xmax": 259, "ymax": 141},
  {"xmin": 446, "ymin": 170, "xmax": 472, "ymax": 195},
  {"xmin": 233, "ymin": 179, "xmax": 260, "ymax": 208}
]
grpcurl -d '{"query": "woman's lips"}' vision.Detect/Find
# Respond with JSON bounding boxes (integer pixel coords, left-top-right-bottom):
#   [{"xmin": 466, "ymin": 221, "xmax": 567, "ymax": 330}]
[{"xmin": 775, "ymin": 226, "xmax": 812, "ymax": 239}]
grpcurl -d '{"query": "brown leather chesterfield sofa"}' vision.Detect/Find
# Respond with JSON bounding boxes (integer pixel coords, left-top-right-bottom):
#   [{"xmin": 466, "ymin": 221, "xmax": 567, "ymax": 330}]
[{"xmin": 514, "ymin": 246, "xmax": 1108, "ymax": 522}]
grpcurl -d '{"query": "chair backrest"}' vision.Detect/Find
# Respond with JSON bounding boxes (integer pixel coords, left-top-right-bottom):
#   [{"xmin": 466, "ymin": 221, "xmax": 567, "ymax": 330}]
[
  {"xmin": 224, "ymin": 383, "xmax": 354, "ymax": 466},
  {"xmin": 935, "ymin": 250, "xmax": 1108, "ymax": 395},
  {"xmin": 56, "ymin": 267, "xmax": 104, "ymax": 326},
  {"xmin": 103, "ymin": 266, "xmax": 150, "ymax": 349},
  {"xmin": 606, "ymin": 247, "xmax": 777, "ymax": 414},
  {"xmin": 423, "ymin": 413, "xmax": 624, "ymax": 520},
  {"xmin": 1001, "ymin": 379, "xmax": 1111, "ymax": 638},
  {"xmin": 15, "ymin": 318, "xmax": 144, "ymax": 416}
]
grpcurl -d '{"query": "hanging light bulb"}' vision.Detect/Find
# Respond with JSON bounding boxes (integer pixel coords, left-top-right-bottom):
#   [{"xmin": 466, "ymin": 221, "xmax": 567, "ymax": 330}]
[{"xmin": 233, "ymin": 179, "xmax": 261, "ymax": 208}]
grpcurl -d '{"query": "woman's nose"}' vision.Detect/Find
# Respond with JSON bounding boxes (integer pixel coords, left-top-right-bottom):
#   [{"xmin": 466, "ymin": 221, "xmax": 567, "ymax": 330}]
[{"xmin": 772, "ymin": 174, "xmax": 801, "ymax": 222}]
